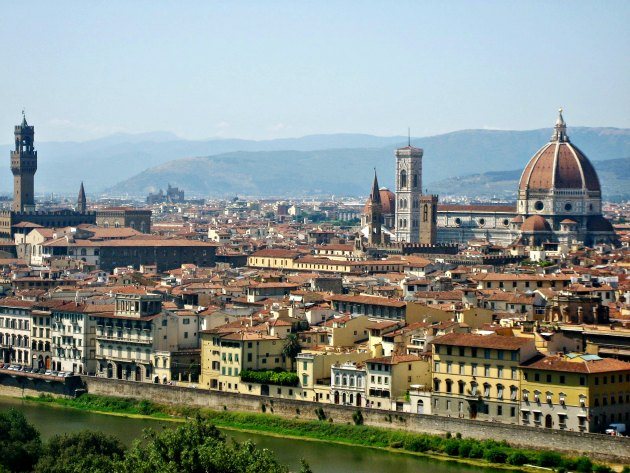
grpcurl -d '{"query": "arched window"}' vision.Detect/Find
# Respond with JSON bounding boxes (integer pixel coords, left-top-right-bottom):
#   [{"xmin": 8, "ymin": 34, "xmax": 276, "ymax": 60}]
[
  {"xmin": 400, "ymin": 170, "xmax": 407, "ymax": 188},
  {"xmin": 423, "ymin": 204, "xmax": 428, "ymax": 222},
  {"xmin": 433, "ymin": 378, "xmax": 441, "ymax": 392},
  {"xmin": 446, "ymin": 379, "xmax": 453, "ymax": 393},
  {"xmin": 413, "ymin": 173, "xmax": 418, "ymax": 188}
]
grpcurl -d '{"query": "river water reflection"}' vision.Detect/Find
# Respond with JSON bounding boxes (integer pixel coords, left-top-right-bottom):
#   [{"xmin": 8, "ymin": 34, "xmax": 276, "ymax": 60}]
[{"xmin": 0, "ymin": 397, "xmax": 505, "ymax": 473}]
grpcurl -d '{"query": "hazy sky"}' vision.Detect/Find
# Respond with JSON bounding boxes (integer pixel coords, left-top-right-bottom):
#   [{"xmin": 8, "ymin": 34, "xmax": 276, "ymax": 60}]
[{"xmin": 1, "ymin": 1, "xmax": 629, "ymax": 142}]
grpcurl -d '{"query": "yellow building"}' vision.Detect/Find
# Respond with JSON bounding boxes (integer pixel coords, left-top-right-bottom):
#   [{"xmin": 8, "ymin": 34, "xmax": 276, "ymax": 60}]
[
  {"xmin": 365, "ymin": 354, "xmax": 431, "ymax": 410},
  {"xmin": 200, "ymin": 330, "xmax": 286, "ymax": 392},
  {"xmin": 431, "ymin": 333, "xmax": 538, "ymax": 423},
  {"xmin": 520, "ymin": 353, "xmax": 630, "ymax": 432}
]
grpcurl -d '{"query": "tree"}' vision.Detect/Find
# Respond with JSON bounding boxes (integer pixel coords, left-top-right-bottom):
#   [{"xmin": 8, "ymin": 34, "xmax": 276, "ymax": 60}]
[
  {"xmin": 34, "ymin": 431, "xmax": 125, "ymax": 473},
  {"xmin": 0, "ymin": 408, "xmax": 41, "ymax": 472},
  {"xmin": 119, "ymin": 416, "xmax": 300, "ymax": 473},
  {"xmin": 282, "ymin": 333, "xmax": 302, "ymax": 370}
]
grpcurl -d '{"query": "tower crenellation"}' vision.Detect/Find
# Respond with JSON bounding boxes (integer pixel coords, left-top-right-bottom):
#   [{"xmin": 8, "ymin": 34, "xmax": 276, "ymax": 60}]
[{"xmin": 11, "ymin": 112, "xmax": 37, "ymax": 213}]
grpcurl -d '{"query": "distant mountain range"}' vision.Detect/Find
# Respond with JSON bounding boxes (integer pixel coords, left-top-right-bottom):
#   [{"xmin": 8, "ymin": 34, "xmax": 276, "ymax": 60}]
[
  {"xmin": 0, "ymin": 127, "xmax": 628, "ymax": 199},
  {"xmin": 429, "ymin": 157, "xmax": 630, "ymax": 201}
]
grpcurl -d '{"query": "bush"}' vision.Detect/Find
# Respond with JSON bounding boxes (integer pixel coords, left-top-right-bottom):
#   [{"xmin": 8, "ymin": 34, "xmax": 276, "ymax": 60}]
[
  {"xmin": 537, "ymin": 451, "xmax": 563, "ymax": 468},
  {"xmin": 240, "ymin": 369, "xmax": 299, "ymax": 386},
  {"xmin": 442, "ymin": 439, "xmax": 459, "ymax": 456},
  {"xmin": 457, "ymin": 440, "xmax": 474, "ymax": 458},
  {"xmin": 483, "ymin": 448, "xmax": 507, "ymax": 464},
  {"xmin": 468, "ymin": 444, "xmax": 484, "ymax": 459},
  {"xmin": 574, "ymin": 456, "xmax": 593, "ymax": 472},
  {"xmin": 352, "ymin": 410, "xmax": 364, "ymax": 426},
  {"xmin": 403, "ymin": 436, "xmax": 431, "ymax": 453},
  {"xmin": 314, "ymin": 408, "xmax": 326, "ymax": 421},
  {"xmin": 593, "ymin": 466, "xmax": 613, "ymax": 473},
  {"xmin": 506, "ymin": 451, "xmax": 529, "ymax": 466}
]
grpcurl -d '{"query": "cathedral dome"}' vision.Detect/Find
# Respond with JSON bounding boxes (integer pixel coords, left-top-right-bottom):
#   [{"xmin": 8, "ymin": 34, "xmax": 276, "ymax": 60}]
[
  {"xmin": 518, "ymin": 110, "xmax": 600, "ymax": 193},
  {"xmin": 364, "ymin": 188, "xmax": 395, "ymax": 215},
  {"xmin": 521, "ymin": 215, "xmax": 552, "ymax": 232},
  {"xmin": 586, "ymin": 215, "xmax": 614, "ymax": 232}
]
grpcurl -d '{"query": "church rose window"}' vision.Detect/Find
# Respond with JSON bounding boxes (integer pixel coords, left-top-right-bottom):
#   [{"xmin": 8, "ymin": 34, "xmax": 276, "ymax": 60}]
[
  {"xmin": 534, "ymin": 201, "xmax": 544, "ymax": 211},
  {"xmin": 564, "ymin": 202, "xmax": 572, "ymax": 211}
]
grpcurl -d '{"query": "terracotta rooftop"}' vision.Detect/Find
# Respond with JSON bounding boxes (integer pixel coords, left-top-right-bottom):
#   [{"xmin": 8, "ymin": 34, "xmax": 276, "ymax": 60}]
[{"xmin": 432, "ymin": 332, "xmax": 533, "ymax": 350}]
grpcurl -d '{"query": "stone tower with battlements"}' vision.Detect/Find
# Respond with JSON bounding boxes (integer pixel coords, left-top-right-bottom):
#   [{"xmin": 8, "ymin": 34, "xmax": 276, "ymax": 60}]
[
  {"xmin": 11, "ymin": 112, "xmax": 37, "ymax": 212},
  {"xmin": 419, "ymin": 194, "xmax": 438, "ymax": 245},
  {"xmin": 395, "ymin": 144, "xmax": 423, "ymax": 242}
]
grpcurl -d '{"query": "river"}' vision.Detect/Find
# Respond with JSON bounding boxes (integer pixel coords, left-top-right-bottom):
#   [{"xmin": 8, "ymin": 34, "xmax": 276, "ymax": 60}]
[{"xmin": 0, "ymin": 397, "xmax": 504, "ymax": 473}]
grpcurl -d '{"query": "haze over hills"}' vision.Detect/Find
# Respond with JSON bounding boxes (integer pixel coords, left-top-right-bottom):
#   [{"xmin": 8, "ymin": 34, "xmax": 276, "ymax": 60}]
[
  {"xmin": 0, "ymin": 127, "xmax": 628, "ymax": 198},
  {"xmin": 429, "ymin": 157, "xmax": 630, "ymax": 202}
]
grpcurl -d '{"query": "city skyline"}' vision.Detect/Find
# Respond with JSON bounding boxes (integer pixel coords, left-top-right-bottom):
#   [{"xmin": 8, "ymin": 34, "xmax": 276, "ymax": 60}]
[{"xmin": 1, "ymin": 1, "xmax": 628, "ymax": 142}]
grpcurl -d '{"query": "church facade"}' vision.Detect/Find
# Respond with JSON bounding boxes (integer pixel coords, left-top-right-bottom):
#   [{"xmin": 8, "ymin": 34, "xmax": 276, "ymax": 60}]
[{"xmin": 364, "ymin": 111, "xmax": 617, "ymax": 248}]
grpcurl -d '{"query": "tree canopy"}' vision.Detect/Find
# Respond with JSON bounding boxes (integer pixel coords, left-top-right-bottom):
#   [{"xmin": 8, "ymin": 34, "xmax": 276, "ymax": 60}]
[{"xmin": 0, "ymin": 411, "xmax": 306, "ymax": 473}]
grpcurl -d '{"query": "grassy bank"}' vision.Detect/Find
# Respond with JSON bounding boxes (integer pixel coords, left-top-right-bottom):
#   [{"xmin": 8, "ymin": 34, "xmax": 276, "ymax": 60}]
[{"xmin": 25, "ymin": 394, "xmax": 623, "ymax": 473}]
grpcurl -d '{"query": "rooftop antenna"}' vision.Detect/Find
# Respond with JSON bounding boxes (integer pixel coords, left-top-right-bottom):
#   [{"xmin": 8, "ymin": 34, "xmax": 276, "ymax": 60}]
[{"xmin": 407, "ymin": 127, "xmax": 411, "ymax": 147}]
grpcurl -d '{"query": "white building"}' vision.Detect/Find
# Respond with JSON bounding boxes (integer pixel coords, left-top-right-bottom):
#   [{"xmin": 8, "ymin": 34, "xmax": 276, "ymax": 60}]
[{"xmin": 330, "ymin": 361, "xmax": 366, "ymax": 407}]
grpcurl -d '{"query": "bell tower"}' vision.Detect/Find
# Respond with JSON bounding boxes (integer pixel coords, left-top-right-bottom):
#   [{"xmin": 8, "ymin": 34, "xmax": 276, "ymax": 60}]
[
  {"xmin": 77, "ymin": 182, "xmax": 87, "ymax": 213},
  {"xmin": 395, "ymin": 139, "xmax": 423, "ymax": 242},
  {"xmin": 11, "ymin": 112, "xmax": 37, "ymax": 212},
  {"xmin": 366, "ymin": 169, "xmax": 383, "ymax": 245}
]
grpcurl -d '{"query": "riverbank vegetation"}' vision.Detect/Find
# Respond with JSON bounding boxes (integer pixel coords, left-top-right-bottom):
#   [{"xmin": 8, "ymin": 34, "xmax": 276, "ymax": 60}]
[
  {"xmin": 0, "ymin": 408, "xmax": 308, "ymax": 473},
  {"xmin": 26, "ymin": 393, "xmax": 627, "ymax": 473}
]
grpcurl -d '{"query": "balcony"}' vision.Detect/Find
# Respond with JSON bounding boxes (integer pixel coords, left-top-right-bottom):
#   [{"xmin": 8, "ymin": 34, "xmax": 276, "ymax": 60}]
[{"xmin": 95, "ymin": 334, "xmax": 152, "ymax": 344}]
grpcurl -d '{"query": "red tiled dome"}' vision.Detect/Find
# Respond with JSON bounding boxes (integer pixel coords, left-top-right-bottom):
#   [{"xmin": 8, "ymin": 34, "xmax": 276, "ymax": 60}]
[
  {"xmin": 586, "ymin": 215, "xmax": 614, "ymax": 232},
  {"xmin": 521, "ymin": 215, "xmax": 552, "ymax": 232},
  {"xmin": 364, "ymin": 188, "xmax": 395, "ymax": 215},
  {"xmin": 518, "ymin": 111, "xmax": 600, "ymax": 192}
]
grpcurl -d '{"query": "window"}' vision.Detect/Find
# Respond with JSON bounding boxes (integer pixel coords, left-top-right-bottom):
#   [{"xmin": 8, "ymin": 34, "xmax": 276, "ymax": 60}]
[
  {"xmin": 434, "ymin": 361, "xmax": 440, "ymax": 373},
  {"xmin": 484, "ymin": 349, "xmax": 491, "ymax": 359},
  {"xmin": 483, "ymin": 383, "xmax": 490, "ymax": 398},
  {"xmin": 497, "ymin": 385, "xmax": 504, "ymax": 399},
  {"xmin": 484, "ymin": 365, "xmax": 490, "ymax": 377},
  {"xmin": 497, "ymin": 405, "xmax": 502, "ymax": 416},
  {"xmin": 510, "ymin": 386, "xmax": 518, "ymax": 401},
  {"xmin": 497, "ymin": 350, "xmax": 504, "ymax": 360},
  {"xmin": 471, "ymin": 348, "xmax": 477, "ymax": 358},
  {"xmin": 511, "ymin": 367, "xmax": 517, "ymax": 380},
  {"xmin": 471, "ymin": 363, "xmax": 478, "ymax": 376},
  {"xmin": 511, "ymin": 352, "xmax": 518, "ymax": 361},
  {"xmin": 497, "ymin": 366, "xmax": 504, "ymax": 378}
]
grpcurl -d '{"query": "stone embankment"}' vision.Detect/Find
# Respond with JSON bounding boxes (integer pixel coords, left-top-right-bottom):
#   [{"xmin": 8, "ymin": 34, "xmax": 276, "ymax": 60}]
[{"xmin": 80, "ymin": 376, "xmax": 630, "ymax": 463}]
